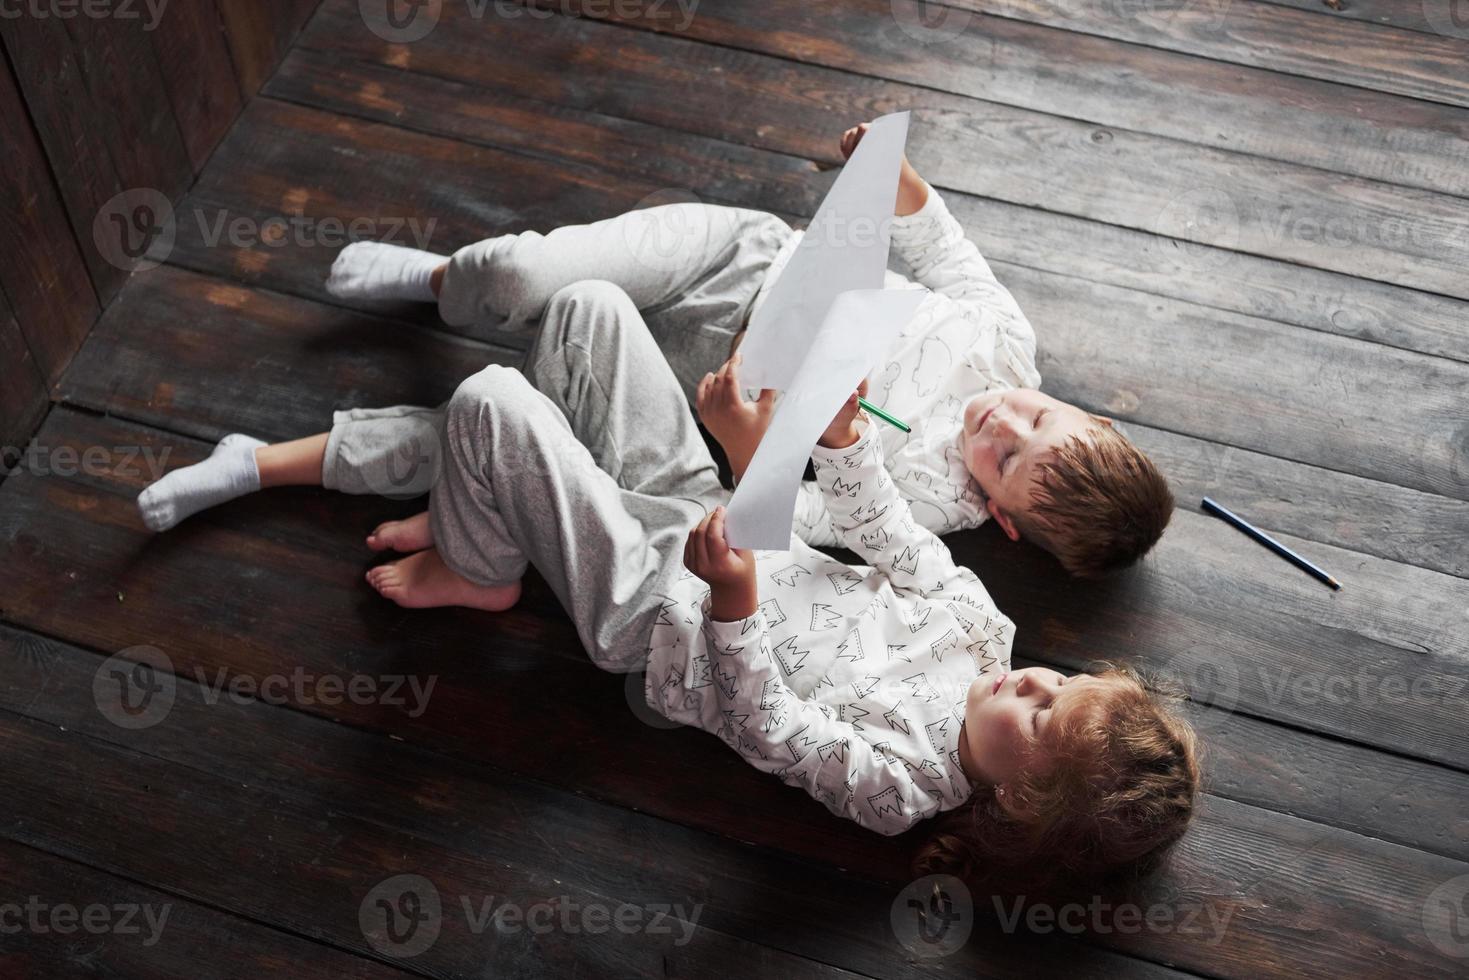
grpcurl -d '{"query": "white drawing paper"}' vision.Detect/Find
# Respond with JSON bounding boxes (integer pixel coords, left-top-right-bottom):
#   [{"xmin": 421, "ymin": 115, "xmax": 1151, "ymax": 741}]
[
  {"xmin": 723, "ymin": 110, "xmax": 922, "ymax": 549},
  {"xmin": 736, "ymin": 111, "xmax": 914, "ymax": 392},
  {"xmin": 726, "ymin": 289, "xmax": 924, "ymax": 549}
]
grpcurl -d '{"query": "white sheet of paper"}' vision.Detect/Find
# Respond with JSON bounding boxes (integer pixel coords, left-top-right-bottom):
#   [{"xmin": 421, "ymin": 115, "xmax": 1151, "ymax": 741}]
[
  {"xmin": 737, "ymin": 111, "xmax": 913, "ymax": 392},
  {"xmin": 725, "ymin": 288, "xmax": 924, "ymax": 549}
]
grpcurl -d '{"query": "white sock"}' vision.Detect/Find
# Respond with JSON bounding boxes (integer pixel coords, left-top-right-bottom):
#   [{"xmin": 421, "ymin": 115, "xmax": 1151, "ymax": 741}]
[
  {"xmin": 138, "ymin": 434, "xmax": 266, "ymax": 532},
  {"xmin": 325, "ymin": 242, "xmax": 445, "ymax": 302}
]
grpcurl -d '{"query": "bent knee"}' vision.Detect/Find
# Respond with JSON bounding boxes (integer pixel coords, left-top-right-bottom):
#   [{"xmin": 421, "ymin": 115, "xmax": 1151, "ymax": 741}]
[
  {"xmin": 446, "ymin": 364, "xmax": 534, "ymax": 423},
  {"xmin": 544, "ymin": 279, "xmax": 638, "ymax": 320}
]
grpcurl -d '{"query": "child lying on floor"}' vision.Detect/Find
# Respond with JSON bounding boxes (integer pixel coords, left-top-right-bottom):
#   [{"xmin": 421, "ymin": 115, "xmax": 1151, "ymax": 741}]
[
  {"xmin": 321, "ymin": 121, "xmax": 1173, "ymax": 578},
  {"xmin": 136, "ymin": 278, "xmax": 1198, "ymax": 889}
]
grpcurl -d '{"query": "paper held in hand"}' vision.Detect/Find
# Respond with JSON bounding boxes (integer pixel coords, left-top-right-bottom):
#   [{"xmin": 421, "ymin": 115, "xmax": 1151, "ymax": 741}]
[{"xmin": 725, "ymin": 111, "xmax": 925, "ymax": 549}]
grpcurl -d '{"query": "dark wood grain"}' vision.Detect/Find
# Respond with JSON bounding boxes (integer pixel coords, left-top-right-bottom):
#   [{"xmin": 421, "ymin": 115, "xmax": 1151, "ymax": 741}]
[
  {"xmin": 0, "ymin": 9, "xmax": 193, "ymax": 304},
  {"xmin": 203, "ymin": 79, "xmax": 1469, "ymax": 507},
  {"xmin": 0, "ymin": 629, "xmax": 1176, "ymax": 980},
  {"xmin": 0, "ymin": 288, "xmax": 48, "ymax": 470},
  {"xmin": 1249, "ymin": 0, "xmax": 1465, "ymax": 40},
  {"xmin": 0, "ymin": 836, "xmax": 418, "ymax": 979},
  {"xmin": 0, "ymin": 47, "xmax": 99, "ymax": 382},
  {"xmin": 216, "ymin": 0, "xmax": 322, "ymax": 95},
  {"xmin": 281, "ymin": 24, "xmax": 1469, "ymax": 364},
  {"xmin": 3, "ymin": 415, "xmax": 1468, "ymax": 977},
  {"xmin": 505, "ymin": 0, "xmax": 1469, "ymax": 201},
  {"xmin": 148, "ymin": 0, "xmax": 243, "ymax": 171},
  {"xmin": 949, "ymin": 0, "xmax": 1469, "ymax": 108}
]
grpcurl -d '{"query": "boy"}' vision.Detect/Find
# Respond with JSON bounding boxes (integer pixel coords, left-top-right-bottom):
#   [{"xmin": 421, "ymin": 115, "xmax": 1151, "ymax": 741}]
[
  {"xmin": 323, "ymin": 123, "xmax": 1173, "ymax": 576},
  {"xmin": 137, "ymin": 278, "xmax": 1196, "ymax": 842}
]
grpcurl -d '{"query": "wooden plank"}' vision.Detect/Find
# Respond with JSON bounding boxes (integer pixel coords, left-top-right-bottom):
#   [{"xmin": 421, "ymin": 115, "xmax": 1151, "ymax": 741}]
[
  {"xmin": 216, "ymin": 0, "xmax": 322, "ymax": 95},
  {"xmin": 196, "ymin": 89, "xmax": 1469, "ymax": 505},
  {"xmin": 1255, "ymin": 0, "xmax": 1468, "ymax": 39},
  {"xmin": 0, "ymin": 427, "xmax": 1463, "ymax": 978},
  {"xmin": 499, "ymin": 0, "xmax": 1469, "ymax": 203},
  {"xmin": 280, "ymin": 23, "xmax": 1469, "ymax": 362},
  {"xmin": 0, "ymin": 837, "xmax": 417, "ymax": 979},
  {"xmin": 148, "ymin": 0, "xmax": 243, "ymax": 171},
  {"xmin": 0, "ymin": 287, "xmax": 48, "ymax": 473},
  {"xmin": 0, "ymin": 637, "xmax": 1162, "ymax": 980},
  {"xmin": 12, "ymin": 404, "xmax": 1465, "ymax": 778},
  {"xmin": 0, "ymin": 8, "xmax": 194, "ymax": 304},
  {"xmin": 0, "ymin": 47, "xmax": 99, "ymax": 382},
  {"xmin": 58, "ymin": 264, "xmax": 517, "ymax": 444},
  {"xmin": 952, "ymin": 0, "xmax": 1469, "ymax": 109},
  {"xmin": 63, "ymin": 257, "xmax": 1469, "ymax": 587}
]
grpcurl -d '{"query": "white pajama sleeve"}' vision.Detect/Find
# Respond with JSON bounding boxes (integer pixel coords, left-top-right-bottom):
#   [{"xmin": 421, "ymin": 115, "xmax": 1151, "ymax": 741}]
[
  {"xmin": 697, "ymin": 601, "xmax": 947, "ymax": 835},
  {"xmin": 811, "ymin": 420, "xmax": 977, "ymax": 599},
  {"xmin": 890, "ymin": 182, "xmax": 1041, "ymax": 388}
]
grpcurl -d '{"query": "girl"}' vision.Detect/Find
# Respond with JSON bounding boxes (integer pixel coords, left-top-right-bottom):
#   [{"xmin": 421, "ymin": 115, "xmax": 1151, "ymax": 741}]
[{"xmin": 137, "ymin": 274, "xmax": 1199, "ymax": 889}]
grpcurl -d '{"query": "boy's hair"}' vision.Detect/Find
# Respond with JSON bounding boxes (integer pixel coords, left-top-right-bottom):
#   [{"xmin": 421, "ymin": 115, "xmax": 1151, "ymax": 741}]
[
  {"xmin": 914, "ymin": 664, "xmax": 1200, "ymax": 898},
  {"xmin": 1015, "ymin": 420, "xmax": 1174, "ymax": 577}
]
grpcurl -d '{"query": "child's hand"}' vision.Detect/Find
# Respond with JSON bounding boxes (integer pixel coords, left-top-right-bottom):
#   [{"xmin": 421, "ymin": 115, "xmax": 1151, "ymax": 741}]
[
  {"xmin": 684, "ymin": 506, "xmax": 758, "ymax": 621},
  {"xmin": 696, "ymin": 354, "xmax": 775, "ymax": 479},
  {"xmin": 840, "ymin": 121, "xmax": 928, "ymax": 216},
  {"xmin": 818, "ymin": 378, "xmax": 869, "ymax": 449},
  {"xmin": 840, "ymin": 122, "xmax": 872, "ymax": 160}
]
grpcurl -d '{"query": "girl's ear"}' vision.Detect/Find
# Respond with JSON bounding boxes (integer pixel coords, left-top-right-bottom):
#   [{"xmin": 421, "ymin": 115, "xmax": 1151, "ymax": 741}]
[
  {"xmin": 995, "ymin": 784, "xmax": 1032, "ymax": 821},
  {"xmin": 1089, "ymin": 413, "xmax": 1116, "ymax": 429},
  {"xmin": 987, "ymin": 500, "xmax": 1022, "ymax": 541}
]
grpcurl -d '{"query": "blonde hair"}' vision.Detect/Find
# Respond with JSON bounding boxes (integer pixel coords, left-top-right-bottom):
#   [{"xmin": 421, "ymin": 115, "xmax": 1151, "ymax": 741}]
[
  {"xmin": 1017, "ymin": 422, "xmax": 1174, "ymax": 578},
  {"xmin": 914, "ymin": 664, "xmax": 1200, "ymax": 897}
]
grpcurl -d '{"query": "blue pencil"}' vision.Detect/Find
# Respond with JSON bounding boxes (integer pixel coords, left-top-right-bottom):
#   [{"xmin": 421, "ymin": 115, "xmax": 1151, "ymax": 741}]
[{"xmin": 1201, "ymin": 497, "xmax": 1341, "ymax": 590}]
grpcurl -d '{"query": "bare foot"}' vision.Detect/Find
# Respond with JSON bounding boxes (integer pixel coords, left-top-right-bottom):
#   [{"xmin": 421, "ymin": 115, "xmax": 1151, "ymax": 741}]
[
  {"xmin": 367, "ymin": 511, "xmax": 434, "ymax": 553},
  {"xmin": 366, "ymin": 547, "xmax": 521, "ymax": 611}
]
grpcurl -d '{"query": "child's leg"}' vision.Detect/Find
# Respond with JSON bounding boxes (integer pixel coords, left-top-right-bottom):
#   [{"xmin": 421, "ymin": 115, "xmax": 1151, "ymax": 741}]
[
  {"xmin": 523, "ymin": 279, "xmax": 724, "ymax": 503},
  {"xmin": 384, "ymin": 364, "xmax": 704, "ymax": 670}
]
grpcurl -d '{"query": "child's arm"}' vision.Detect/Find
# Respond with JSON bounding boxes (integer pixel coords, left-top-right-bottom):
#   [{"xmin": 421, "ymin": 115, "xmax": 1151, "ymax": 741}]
[
  {"xmin": 842, "ymin": 122, "xmax": 1040, "ymax": 387},
  {"xmin": 813, "ymin": 395, "xmax": 991, "ymax": 602},
  {"xmin": 695, "ymin": 353, "xmax": 775, "ymax": 483},
  {"xmin": 683, "ymin": 508, "xmax": 950, "ymax": 835}
]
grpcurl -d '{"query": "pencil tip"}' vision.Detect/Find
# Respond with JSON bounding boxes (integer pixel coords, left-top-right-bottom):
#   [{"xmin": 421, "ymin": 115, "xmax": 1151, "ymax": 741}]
[{"xmin": 1329, "ymin": 579, "xmax": 1342, "ymax": 591}]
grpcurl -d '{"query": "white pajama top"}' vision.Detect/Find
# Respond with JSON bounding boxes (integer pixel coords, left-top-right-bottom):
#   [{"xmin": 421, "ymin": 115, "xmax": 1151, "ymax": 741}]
[
  {"xmin": 749, "ymin": 182, "xmax": 1044, "ymax": 546},
  {"xmin": 643, "ymin": 419, "xmax": 1015, "ymax": 835}
]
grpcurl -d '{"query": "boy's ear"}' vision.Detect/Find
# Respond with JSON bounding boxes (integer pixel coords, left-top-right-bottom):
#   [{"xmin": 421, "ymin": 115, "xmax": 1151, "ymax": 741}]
[
  {"xmin": 987, "ymin": 500, "xmax": 1022, "ymax": 542},
  {"xmin": 1090, "ymin": 413, "xmax": 1116, "ymax": 429}
]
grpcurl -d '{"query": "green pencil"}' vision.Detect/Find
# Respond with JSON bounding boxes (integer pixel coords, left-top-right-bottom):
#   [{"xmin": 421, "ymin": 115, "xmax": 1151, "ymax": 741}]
[{"xmin": 858, "ymin": 397, "xmax": 910, "ymax": 433}]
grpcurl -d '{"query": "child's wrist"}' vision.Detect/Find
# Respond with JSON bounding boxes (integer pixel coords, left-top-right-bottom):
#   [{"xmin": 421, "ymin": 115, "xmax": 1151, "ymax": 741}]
[
  {"xmin": 817, "ymin": 422, "xmax": 862, "ymax": 449},
  {"xmin": 709, "ymin": 579, "xmax": 758, "ymax": 622}
]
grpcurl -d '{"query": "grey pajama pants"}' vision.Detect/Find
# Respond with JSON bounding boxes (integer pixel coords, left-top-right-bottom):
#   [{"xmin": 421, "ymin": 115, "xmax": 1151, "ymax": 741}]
[
  {"xmin": 438, "ymin": 201, "xmax": 793, "ymax": 406},
  {"xmin": 321, "ymin": 203, "xmax": 791, "ymax": 670},
  {"xmin": 325, "ymin": 280, "xmax": 727, "ymax": 671}
]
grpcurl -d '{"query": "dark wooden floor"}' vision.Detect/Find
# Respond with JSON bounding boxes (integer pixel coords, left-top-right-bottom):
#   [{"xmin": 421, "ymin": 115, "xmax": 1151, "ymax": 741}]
[{"xmin": 3, "ymin": 1, "xmax": 1467, "ymax": 976}]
